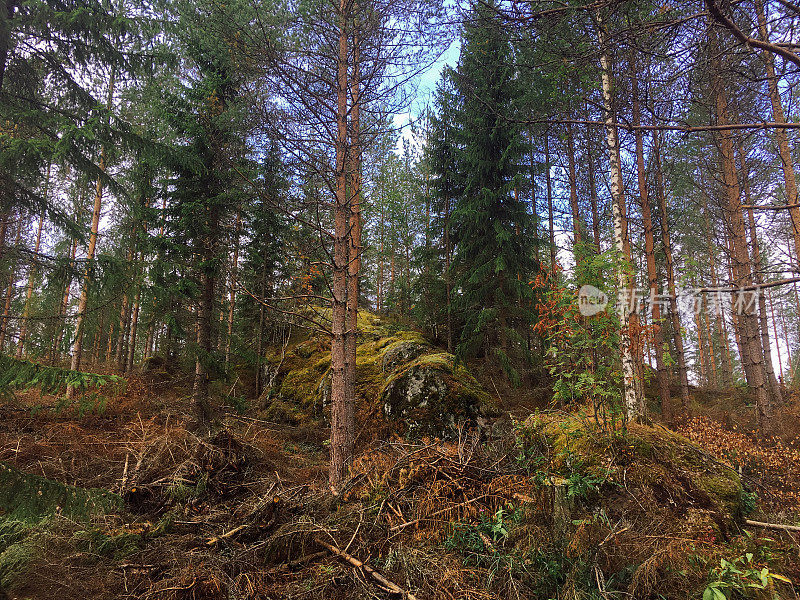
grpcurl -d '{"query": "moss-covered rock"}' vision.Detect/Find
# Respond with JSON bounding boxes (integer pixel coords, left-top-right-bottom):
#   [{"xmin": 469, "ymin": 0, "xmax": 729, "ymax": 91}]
[
  {"xmin": 259, "ymin": 312, "xmax": 495, "ymax": 437},
  {"xmin": 514, "ymin": 413, "xmax": 746, "ymax": 534},
  {"xmin": 381, "ymin": 339, "xmax": 429, "ymax": 372},
  {"xmin": 380, "ymin": 353, "xmax": 496, "ymax": 438}
]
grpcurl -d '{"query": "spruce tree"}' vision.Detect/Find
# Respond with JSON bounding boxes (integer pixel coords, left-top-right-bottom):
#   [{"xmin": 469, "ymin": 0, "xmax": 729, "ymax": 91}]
[{"xmin": 450, "ymin": 1, "xmax": 536, "ymax": 383}]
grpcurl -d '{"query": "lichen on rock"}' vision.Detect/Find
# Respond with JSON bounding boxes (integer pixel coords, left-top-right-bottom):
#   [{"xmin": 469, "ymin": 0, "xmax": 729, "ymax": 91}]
[
  {"xmin": 380, "ymin": 339, "xmax": 429, "ymax": 373},
  {"xmin": 380, "ymin": 352, "xmax": 496, "ymax": 438}
]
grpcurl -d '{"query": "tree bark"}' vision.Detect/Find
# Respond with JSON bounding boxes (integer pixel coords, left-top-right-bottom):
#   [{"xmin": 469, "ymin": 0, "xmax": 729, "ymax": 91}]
[
  {"xmin": 329, "ymin": 0, "xmax": 353, "ymax": 490},
  {"xmin": 565, "ymin": 119, "xmax": 582, "ymax": 248},
  {"xmin": 768, "ymin": 290, "xmax": 784, "ymax": 382},
  {"xmin": 126, "ymin": 277, "xmax": 142, "ymax": 373},
  {"xmin": 653, "ymin": 129, "xmax": 690, "ymax": 412},
  {"xmin": 585, "ymin": 115, "xmax": 601, "ymax": 253},
  {"xmin": 0, "ymin": 0, "xmax": 17, "ymax": 93},
  {"xmin": 225, "ymin": 209, "xmax": 241, "ymax": 367},
  {"xmin": 709, "ymin": 34, "xmax": 776, "ymax": 436},
  {"xmin": 702, "ymin": 184, "xmax": 734, "ymax": 388},
  {"xmin": 16, "ymin": 177, "xmax": 46, "ymax": 359},
  {"xmin": 544, "ymin": 134, "xmax": 556, "ymax": 275},
  {"xmin": 596, "ymin": 9, "xmax": 642, "ymax": 421},
  {"xmin": 632, "ymin": 62, "xmax": 671, "ymax": 422},
  {"xmin": 739, "ymin": 142, "xmax": 784, "ymax": 406},
  {"xmin": 0, "ymin": 215, "xmax": 21, "ymax": 352},
  {"xmin": 344, "ymin": 25, "xmax": 361, "ymax": 481},
  {"xmin": 754, "ymin": 0, "xmax": 800, "ymax": 270},
  {"xmin": 69, "ymin": 71, "xmax": 114, "ymax": 389}
]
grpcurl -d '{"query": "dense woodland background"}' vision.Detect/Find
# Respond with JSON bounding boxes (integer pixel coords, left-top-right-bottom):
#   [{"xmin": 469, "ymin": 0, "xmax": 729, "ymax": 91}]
[{"xmin": 2, "ymin": 1, "xmax": 800, "ymax": 597}]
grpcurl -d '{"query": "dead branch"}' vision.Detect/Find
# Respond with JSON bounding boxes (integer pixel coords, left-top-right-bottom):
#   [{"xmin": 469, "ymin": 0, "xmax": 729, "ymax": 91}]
[
  {"xmin": 314, "ymin": 536, "xmax": 421, "ymax": 600},
  {"xmin": 744, "ymin": 519, "xmax": 800, "ymax": 533},
  {"xmin": 205, "ymin": 524, "xmax": 248, "ymax": 546},
  {"xmin": 389, "ymin": 493, "xmax": 491, "ymax": 532}
]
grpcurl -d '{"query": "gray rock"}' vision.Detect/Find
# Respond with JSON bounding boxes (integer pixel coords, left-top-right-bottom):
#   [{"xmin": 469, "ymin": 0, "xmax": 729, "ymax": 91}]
[
  {"xmin": 380, "ymin": 341, "xmax": 428, "ymax": 372},
  {"xmin": 380, "ymin": 353, "xmax": 493, "ymax": 439}
]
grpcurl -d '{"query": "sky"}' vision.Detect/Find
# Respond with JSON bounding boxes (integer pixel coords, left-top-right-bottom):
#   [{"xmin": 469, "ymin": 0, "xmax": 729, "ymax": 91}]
[{"xmin": 393, "ymin": 38, "xmax": 461, "ymax": 152}]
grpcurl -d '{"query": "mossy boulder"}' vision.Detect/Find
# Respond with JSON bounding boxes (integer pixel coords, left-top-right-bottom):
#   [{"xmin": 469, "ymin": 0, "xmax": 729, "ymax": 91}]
[
  {"xmin": 515, "ymin": 413, "xmax": 746, "ymax": 534},
  {"xmin": 259, "ymin": 313, "xmax": 495, "ymax": 437},
  {"xmin": 381, "ymin": 340, "xmax": 429, "ymax": 372},
  {"xmin": 380, "ymin": 353, "xmax": 496, "ymax": 438}
]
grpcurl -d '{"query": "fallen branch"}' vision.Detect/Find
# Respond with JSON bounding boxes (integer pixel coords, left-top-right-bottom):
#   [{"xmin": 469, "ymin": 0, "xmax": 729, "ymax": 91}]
[
  {"xmin": 206, "ymin": 524, "xmax": 248, "ymax": 546},
  {"xmin": 314, "ymin": 536, "xmax": 420, "ymax": 600},
  {"xmin": 745, "ymin": 519, "xmax": 800, "ymax": 533}
]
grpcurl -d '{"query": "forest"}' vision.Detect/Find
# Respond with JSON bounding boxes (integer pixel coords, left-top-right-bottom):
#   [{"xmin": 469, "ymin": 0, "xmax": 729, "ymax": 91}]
[{"xmin": 1, "ymin": 0, "xmax": 800, "ymax": 598}]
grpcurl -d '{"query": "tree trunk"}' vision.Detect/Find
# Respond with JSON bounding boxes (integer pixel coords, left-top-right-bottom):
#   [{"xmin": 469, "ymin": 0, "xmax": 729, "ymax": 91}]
[
  {"xmin": 444, "ymin": 192, "xmax": 453, "ymax": 354},
  {"xmin": 0, "ymin": 0, "xmax": 17, "ymax": 93},
  {"xmin": 565, "ymin": 119, "xmax": 582, "ymax": 248},
  {"xmin": 596, "ymin": 9, "xmax": 642, "ymax": 421},
  {"xmin": 52, "ymin": 234, "xmax": 79, "ymax": 364},
  {"xmin": 225, "ymin": 209, "xmax": 241, "ymax": 367},
  {"xmin": 115, "ymin": 282, "xmax": 132, "ymax": 372},
  {"xmin": 16, "ymin": 195, "xmax": 46, "ymax": 359},
  {"xmin": 544, "ymin": 134, "xmax": 556, "ymax": 275},
  {"xmin": 709, "ymin": 36, "xmax": 776, "ymax": 436},
  {"xmin": 654, "ymin": 128, "xmax": 690, "ymax": 414},
  {"xmin": 585, "ymin": 115, "xmax": 601, "ymax": 253},
  {"xmin": 192, "ymin": 265, "xmax": 215, "ymax": 425},
  {"xmin": 0, "ymin": 215, "xmax": 21, "ymax": 352},
  {"xmin": 329, "ymin": 0, "xmax": 353, "ymax": 490},
  {"xmin": 126, "ymin": 279, "xmax": 142, "ymax": 373},
  {"xmin": 739, "ymin": 142, "xmax": 784, "ymax": 407},
  {"xmin": 69, "ymin": 71, "xmax": 114, "ymax": 388},
  {"xmin": 693, "ymin": 287, "xmax": 709, "ymax": 385},
  {"xmin": 702, "ymin": 186, "xmax": 734, "ymax": 388},
  {"xmin": 755, "ymin": 0, "xmax": 800, "ymax": 268},
  {"xmin": 344, "ymin": 29, "xmax": 362, "ymax": 482},
  {"xmin": 768, "ymin": 290, "xmax": 784, "ymax": 382},
  {"xmin": 632, "ymin": 64, "xmax": 671, "ymax": 422}
]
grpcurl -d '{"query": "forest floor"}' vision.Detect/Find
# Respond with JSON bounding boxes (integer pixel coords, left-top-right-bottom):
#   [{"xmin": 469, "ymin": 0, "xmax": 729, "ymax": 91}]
[{"xmin": 0, "ymin": 352, "xmax": 799, "ymax": 598}]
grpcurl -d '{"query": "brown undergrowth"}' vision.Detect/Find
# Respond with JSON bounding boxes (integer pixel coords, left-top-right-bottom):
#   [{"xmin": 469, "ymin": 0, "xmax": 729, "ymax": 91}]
[
  {"xmin": 678, "ymin": 415, "xmax": 800, "ymax": 513},
  {"xmin": 0, "ymin": 374, "xmax": 798, "ymax": 599}
]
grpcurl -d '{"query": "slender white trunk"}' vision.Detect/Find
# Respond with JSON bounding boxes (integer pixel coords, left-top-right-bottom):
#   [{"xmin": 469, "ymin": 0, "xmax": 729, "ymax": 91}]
[{"xmin": 596, "ymin": 10, "xmax": 641, "ymax": 421}]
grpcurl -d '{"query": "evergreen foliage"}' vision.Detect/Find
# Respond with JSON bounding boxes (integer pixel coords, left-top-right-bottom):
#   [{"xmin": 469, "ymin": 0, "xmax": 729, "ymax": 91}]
[{"xmin": 446, "ymin": 1, "xmax": 538, "ymax": 382}]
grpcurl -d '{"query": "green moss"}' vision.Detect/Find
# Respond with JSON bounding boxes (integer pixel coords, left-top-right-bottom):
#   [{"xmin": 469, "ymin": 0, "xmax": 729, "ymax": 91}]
[
  {"xmin": 0, "ymin": 463, "xmax": 121, "ymax": 523},
  {"xmin": 259, "ymin": 311, "xmax": 495, "ymax": 436},
  {"xmin": 263, "ymin": 398, "xmax": 306, "ymax": 425},
  {"xmin": 279, "ymin": 367, "xmax": 323, "ymax": 410},
  {"xmin": 697, "ymin": 474, "xmax": 743, "ymax": 516},
  {"xmin": 380, "ymin": 352, "xmax": 495, "ymax": 438}
]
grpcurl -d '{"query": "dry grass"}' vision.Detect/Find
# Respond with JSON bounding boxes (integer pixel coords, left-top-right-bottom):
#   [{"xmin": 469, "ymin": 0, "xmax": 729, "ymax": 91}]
[{"xmin": 0, "ymin": 375, "xmax": 797, "ymax": 600}]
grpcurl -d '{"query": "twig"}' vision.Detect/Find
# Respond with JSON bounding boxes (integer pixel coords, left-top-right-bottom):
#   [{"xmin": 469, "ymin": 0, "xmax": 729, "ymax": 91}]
[
  {"xmin": 205, "ymin": 524, "xmax": 248, "ymax": 546},
  {"xmin": 344, "ymin": 509, "xmax": 364, "ymax": 554},
  {"xmin": 314, "ymin": 536, "xmax": 421, "ymax": 600},
  {"xmin": 285, "ymin": 550, "xmax": 328, "ymax": 570},
  {"xmin": 119, "ymin": 452, "xmax": 130, "ymax": 495},
  {"xmin": 745, "ymin": 519, "xmax": 800, "ymax": 533}
]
